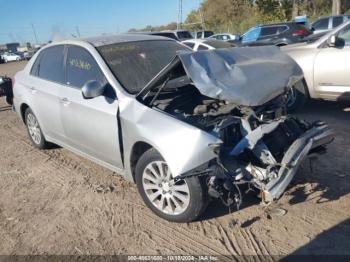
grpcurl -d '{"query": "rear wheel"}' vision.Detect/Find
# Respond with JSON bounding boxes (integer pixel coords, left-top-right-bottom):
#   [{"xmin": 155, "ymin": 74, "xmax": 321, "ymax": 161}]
[
  {"xmin": 25, "ymin": 108, "xmax": 49, "ymax": 149},
  {"xmin": 135, "ymin": 148, "xmax": 208, "ymax": 223},
  {"xmin": 286, "ymin": 80, "xmax": 308, "ymax": 112}
]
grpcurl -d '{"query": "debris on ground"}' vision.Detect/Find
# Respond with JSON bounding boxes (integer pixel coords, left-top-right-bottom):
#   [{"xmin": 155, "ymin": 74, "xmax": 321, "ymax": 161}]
[{"xmin": 266, "ymin": 207, "xmax": 288, "ymax": 219}]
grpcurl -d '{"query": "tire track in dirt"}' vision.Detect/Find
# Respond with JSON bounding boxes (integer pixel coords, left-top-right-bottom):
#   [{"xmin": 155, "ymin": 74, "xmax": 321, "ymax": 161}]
[
  {"xmin": 2, "ymin": 118, "xmax": 237, "ymax": 257},
  {"xmin": 0, "ymin": 109, "xmax": 303, "ymax": 257},
  {"xmin": 2, "ymin": 118, "xmax": 275, "ymax": 256}
]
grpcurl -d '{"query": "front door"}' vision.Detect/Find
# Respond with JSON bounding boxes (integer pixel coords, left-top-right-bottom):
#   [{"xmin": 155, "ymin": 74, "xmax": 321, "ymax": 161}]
[
  {"xmin": 314, "ymin": 24, "xmax": 350, "ymax": 100},
  {"xmin": 60, "ymin": 45, "xmax": 123, "ymax": 168}
]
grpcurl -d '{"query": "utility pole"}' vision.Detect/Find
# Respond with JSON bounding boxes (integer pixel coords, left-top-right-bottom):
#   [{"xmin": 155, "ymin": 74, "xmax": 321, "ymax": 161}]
[
  {"xmin": 199, "ymin": 6, "xmax": 205, "ymax": 30},
  {"xmin": 31, "ymin": 23, "xmax": 39, "ymax": 44},
  {"xmin": 75, "ymin": 26, "xmax": 81, "ymax": 38},
  {"xmin": 177, "ymin": 0, "xmax": 183, "ymax": 30},
  {"xmin": 332, "ymin": 0, "xmax": 341, "ymax": 15}
]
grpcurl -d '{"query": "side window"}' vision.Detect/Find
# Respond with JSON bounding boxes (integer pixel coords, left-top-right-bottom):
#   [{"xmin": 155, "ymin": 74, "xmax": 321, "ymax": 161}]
[
  {"xmin": 183, "ymin": 42, "xmax": 195, "ymax": 49},
  {"xmin": 36, "ymin": 45, "xmax": 65, "ymax": 83},
  {"xmin": 260, "ymin": 26, "xmax": 278, "ymax": 36},
  {"xmin": 277, "ymin": 26, "xmax": 288, "ymax": 33},
  {"xmin": 337, "ymin": 24, "xmax": 350, "ymax": 46},
  {"xmin": 222, "ymin": 35, "xmax": 229, "ymax": 40},
  {"xmin": 333, "ymin": 16, "xmax": 344, "ymax": 28},
  {"xmin": 197, "ymin": 44, "xmax": 209, "ymax": 51},
  {"xmin": 197, "ymin": 32, "xmax": 203, "ymax": 38},
  {"xmin": 242, "ymin": 27, "xmax": 261, "ymax": 43},
  {"xmin": 312, "ymin": 18, "xmax": 329, "ymax": 30},
  {"xmin": 66, "ymin": 46, "xmax": 105, "ymax": 88}
]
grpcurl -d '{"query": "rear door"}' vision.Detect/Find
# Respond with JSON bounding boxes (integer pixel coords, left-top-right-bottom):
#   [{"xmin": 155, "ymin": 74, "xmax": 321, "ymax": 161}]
[
  {"xmin": 314, "ymin": 24, "xmax": 350, "ymax": 100},
  {"xmin": 27, "ymin": 45, "xmax": 66, "ymax": 141},
  {"xmin": 254, "ymin": 26, "xmax": 280, "ymax": 46},
  {"xmin": 60, "ymin": 45, "xmax": 123, "ymax": 168}
]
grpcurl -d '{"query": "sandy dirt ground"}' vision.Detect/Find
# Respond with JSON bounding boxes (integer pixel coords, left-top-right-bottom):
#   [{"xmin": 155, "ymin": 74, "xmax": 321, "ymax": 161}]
[{"xmin": 0, "ymin": 61, "xmax": 349, "ymax": 258}]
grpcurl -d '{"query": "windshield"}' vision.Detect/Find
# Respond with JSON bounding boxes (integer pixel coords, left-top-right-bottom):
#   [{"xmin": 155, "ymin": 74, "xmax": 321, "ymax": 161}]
[
  {"xmin": 177, "ymin": 31, "xmax": 193, "ymax": 39},
  {"xmin": 98, "ymin": 40, "xmax": 188, "ymax": 94},
  {"xmin": 204, "ymin": 31, "xmax": 214, "ymax": 38},
  {"xmin": 151, "ymin": 32, "xmax": 178, "ymax": 40}
]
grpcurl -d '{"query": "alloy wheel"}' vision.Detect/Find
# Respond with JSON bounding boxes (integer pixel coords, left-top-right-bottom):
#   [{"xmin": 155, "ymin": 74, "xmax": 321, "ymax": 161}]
[
  {"xmin": 26, "ymin": 113, "xmax": 42, "ymax": 145},
  {"xmin": 142, "ymin": 161, "xmax": 190, "ymax": 215}
]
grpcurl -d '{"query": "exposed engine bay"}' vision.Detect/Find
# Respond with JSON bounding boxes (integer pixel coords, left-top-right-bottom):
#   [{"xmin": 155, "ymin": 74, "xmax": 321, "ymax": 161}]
[{"xmin": 137, "ymin": 47, "xmax": 334, "ymax": 210}]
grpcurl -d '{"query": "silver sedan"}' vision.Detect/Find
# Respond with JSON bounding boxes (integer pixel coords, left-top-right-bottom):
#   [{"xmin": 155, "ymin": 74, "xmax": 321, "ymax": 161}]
[{"xmin": 13, "ymin": 35, "xmax": 333, "ymax": 222}]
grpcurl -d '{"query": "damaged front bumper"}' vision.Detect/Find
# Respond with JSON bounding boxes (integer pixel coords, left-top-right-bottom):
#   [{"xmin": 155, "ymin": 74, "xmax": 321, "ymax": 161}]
[{"xmin": 261, "ymin": 124, "xmax": 334, "ymax": 202}]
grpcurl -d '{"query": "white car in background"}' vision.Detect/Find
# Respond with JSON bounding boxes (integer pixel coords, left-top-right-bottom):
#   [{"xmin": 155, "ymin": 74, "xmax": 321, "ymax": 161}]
[
  {"xmin": 208, "ymin": 33, "xmax": 240, "ymax": 41},
  {"xmin": 2, "ymin": 53, "xmax": 21, "ymax": 63},
  {"xmin": 182, "ymin": 39, "xmax": 234, "ymax": 51}
]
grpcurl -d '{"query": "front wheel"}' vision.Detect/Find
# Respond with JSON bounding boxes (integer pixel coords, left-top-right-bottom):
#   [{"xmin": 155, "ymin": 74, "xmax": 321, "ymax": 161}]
[
  {"xmin": 286, "ymin": 80, "xmax": 308, "ymax": 112},
  {"xmin": 135, "ymin": 148, "xmax": 208, "ymax": 223},
  {"xmin": 5, "ymin": 96, "xmax": 13, "ymax": 105}
]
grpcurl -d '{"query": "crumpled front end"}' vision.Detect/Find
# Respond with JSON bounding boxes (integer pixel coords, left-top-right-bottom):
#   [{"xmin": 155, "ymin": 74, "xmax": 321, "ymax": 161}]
[
  {"xmin": 136, "ymin": 45, "xmax": 334, "ymax": 208},
  {"xmin": 261, "ymin": 123, "xmax": 333, "ymax": 202},
  {"xmin": 177, "ymin": 103, "xmax": 334, "ymax": 208}
]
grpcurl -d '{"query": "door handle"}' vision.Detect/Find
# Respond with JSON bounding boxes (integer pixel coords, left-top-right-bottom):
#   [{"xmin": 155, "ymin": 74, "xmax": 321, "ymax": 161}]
[{"xmin": 60, "ymin": 97, "xmax": 71, "ymax": 106}]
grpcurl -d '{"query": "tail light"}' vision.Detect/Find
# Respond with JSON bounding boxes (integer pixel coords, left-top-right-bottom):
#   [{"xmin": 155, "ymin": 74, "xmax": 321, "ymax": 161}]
[{"xmin": 293, "ymin": 28, "xmax": 307, "ymax": 37}]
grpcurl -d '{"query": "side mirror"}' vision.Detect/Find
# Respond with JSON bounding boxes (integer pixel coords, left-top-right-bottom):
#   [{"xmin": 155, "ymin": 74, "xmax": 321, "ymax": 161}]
[
  {"xmin": 327, "ymin": 35, "xmax": 337, "ymax": 47},
  {"xmin": 82, "ymin": 80, "xmax": 105, "ymax": 99}
]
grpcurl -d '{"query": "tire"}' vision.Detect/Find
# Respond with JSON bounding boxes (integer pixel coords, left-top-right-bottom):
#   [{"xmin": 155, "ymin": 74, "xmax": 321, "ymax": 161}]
[
  {"xmin": 135, "ymin": 148, "xmax": 208, "ymax": 223},
  {"xmin": 5, "ymin": 96, "xmax": 13, "ymax": 105},
  {"xmin": 24, "ymin": 108, "xmax": 49, "ymax": 149},
  {"xmin": 286, "ymin": 80, "xmax": 308, "ymax": 112}
]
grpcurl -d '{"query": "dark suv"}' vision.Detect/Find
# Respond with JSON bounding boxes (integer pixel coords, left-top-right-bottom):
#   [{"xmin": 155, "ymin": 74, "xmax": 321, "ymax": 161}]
[{"xmin": 235, "ymin": 22, "xmax": 312, "ymax": 46}]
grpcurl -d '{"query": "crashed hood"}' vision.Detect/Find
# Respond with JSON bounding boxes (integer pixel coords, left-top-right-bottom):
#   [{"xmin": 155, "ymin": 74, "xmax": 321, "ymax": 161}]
[{"xmin": 177, "ymin": 46, "xmax": 303, "ymax": 106}]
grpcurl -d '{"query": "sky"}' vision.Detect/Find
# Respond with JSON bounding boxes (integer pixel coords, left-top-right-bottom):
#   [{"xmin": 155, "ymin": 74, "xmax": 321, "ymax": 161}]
[{"xmin": 0, "ymin": 0, "xmax": 200, "ymax": 44}]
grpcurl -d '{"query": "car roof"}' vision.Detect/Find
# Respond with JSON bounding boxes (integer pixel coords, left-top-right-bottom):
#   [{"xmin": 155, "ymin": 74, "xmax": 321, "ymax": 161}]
[
  {"xmin": 315, "ymin": 14, "xmax": 349, "ymax": 19},
  {"xmin": 32, "ymin": 34, "xmax": 175, "ymax": 55},
  {"xmin": 82, "ymin": 33, "xmax": 172, "ymax": 47},
  {"xmin": 260, "ymin": 22, "xmax": 299, "ymax": 27},
  {"xmin": 161, "ymin": 30, "xmax": 189, "ymax": 33}
]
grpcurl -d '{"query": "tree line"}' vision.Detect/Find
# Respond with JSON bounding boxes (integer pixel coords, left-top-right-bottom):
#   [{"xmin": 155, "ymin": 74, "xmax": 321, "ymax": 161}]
[{"xmin": 129, "ymin": 0, "xmax": 350, "ymax": 34}]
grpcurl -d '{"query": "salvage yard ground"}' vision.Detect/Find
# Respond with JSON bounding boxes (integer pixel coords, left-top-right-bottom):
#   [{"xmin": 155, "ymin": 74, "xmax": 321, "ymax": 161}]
[{"xmin": 0, "ymin": 61, "xmax": 349, "ymax": 257}]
